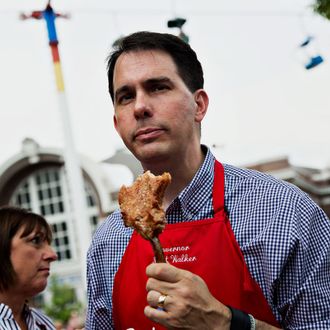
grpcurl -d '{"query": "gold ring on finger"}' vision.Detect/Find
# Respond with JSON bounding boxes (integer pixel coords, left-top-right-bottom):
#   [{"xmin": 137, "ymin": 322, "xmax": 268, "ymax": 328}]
[{"xmin": 157, "ymin": 294, "xmax": 167, "ymax": 309}]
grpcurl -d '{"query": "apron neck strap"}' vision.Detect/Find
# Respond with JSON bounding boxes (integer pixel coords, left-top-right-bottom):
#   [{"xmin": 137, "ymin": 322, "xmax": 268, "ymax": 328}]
[{"xmin": 212, "ymin": 160, "xmax": 225, "ymax": 213}]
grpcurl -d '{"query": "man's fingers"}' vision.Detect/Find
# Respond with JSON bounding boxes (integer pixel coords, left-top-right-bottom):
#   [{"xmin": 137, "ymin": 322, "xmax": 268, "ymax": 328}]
[
  {"xmin": 147, "ymin": 290, "xmax": 163, "ymax": 308},
  {"xmin": 146, "ymin": 262, "xmax": 185, "ymax": 282},
  {"xmin": 144, "ymin": 305, "xmax": 168, "ymax": 324},
  {"xmin": 146, "ymin": 277, "xmax": 172, "ymax": 296},
  {"xmin": 146, "ymin": 263, "xmax": 183, "ymax": 294}
]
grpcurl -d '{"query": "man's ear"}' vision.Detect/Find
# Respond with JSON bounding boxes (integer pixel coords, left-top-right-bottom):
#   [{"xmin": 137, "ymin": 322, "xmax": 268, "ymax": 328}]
[
  {"xmin": 113, "ymin": 114, "xmax": 119, "ymax": 133},
  {"xmin": 194, "ymin": 89, "xmax": 209, "ymax": 123}
]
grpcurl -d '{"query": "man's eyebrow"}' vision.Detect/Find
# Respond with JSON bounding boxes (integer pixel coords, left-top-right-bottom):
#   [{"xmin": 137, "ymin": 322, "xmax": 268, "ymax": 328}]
[
  {"xmin": 114, "ymin": 77, "xmax": 173, "ymax": 100},
  {"xmin": 144, "ymin": 77, "xmax": 172, "ymax": 85}
]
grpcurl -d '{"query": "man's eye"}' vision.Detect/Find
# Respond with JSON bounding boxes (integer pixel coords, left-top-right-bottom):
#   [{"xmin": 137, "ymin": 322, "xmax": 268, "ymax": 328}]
[
  {"xmin": 152, "ymin": 85, "xmax": 168, "ymax": 92},
  {"xmin": 118, "ymin": 94, "xmax": 133, "ymax": 104}
]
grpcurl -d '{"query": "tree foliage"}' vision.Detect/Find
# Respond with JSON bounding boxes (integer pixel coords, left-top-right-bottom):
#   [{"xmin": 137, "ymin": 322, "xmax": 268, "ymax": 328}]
[
  {"xmin": 313, "ymin": 0, "xmax": 330, "ymax": 20},
  {"xmin": 43, "ymin": 275, "xmax": 83, "ymax": 324}
]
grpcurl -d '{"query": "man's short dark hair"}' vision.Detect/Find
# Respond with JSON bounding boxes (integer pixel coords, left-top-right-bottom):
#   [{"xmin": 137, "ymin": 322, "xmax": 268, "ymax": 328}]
[
  {"xmin": 107, "ymin": 31, "xmax": 204, "ymax": 102},
  {"xmin": 0, "ymin": 206, "xmax": 53, "ymax": 291}
]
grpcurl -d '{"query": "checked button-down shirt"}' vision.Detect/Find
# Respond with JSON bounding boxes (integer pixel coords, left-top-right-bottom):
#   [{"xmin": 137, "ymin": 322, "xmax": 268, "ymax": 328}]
[{"xmin": 86, "ymin": 146, "xmax": 330, "ymax": 330}]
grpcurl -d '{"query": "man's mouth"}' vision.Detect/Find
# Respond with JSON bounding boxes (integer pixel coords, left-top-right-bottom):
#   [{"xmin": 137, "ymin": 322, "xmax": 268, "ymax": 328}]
[{"xmin": 134, "ymin": 127, "xmax": 164, "ymax": 141}]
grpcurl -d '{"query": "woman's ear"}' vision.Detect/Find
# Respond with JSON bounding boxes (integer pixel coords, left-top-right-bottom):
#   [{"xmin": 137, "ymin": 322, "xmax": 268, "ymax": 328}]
[{"xmin": 194, "ymin": 89, "xmax": 209, "ymax": 123}]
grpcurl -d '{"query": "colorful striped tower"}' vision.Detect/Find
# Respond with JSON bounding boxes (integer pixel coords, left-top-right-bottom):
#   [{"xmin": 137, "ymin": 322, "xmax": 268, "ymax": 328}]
[
  {"xmin": 21, "ymin": 2, "xmax": 68, "ymax": 91},
  {"xmin": 21, "ymin": 1, "xmax": 91, "ymax": 300}
]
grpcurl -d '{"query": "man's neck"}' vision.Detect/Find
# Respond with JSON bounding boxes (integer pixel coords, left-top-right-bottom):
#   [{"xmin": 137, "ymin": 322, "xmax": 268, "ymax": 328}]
[{"xmin": 142, "ymin": 145, "xmax": 206, "ymax": 208}]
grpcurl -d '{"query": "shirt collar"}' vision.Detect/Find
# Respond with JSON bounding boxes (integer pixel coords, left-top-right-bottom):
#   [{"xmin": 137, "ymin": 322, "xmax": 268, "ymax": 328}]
[
  {"xmin": 0, "ymin": 303, "xmax": 14, "ymax": 320},
  {"xmin": 0, "ymin": 303, "xmax": 31, "ymax": 320},
  {"xmin": 174, "ymin": 145, "xmax": 215, "ymax": 219}
]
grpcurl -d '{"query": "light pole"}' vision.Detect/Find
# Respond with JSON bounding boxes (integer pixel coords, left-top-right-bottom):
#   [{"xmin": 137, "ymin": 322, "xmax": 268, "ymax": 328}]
[{"xmin": 21, "ymin": 1, "xmax": 91, "ymax": 299}]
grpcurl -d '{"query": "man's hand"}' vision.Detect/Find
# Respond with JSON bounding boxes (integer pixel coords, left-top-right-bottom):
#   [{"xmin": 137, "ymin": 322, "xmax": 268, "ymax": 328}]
[{"xmin": 144, "ymin": 263, "xmax": 231, "ymax": 329}]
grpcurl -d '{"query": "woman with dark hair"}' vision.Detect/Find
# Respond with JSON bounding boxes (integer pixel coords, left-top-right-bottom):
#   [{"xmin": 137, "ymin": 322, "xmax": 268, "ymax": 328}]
[{"xmin": 0, "ymin": 206, "xmax": 58, "ymax": 330}]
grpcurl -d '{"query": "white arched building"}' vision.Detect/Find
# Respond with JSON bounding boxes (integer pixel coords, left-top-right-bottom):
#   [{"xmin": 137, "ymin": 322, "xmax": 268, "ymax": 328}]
[{"xmin": 0, "ymin": 138, "xmax": 134, "ymax": 304}]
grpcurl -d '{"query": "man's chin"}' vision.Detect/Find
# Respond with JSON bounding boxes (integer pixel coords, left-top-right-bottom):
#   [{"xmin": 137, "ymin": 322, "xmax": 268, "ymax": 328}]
[{"xmin": 134, "ymin": 147, "xmax": 168, "ymax": 164}]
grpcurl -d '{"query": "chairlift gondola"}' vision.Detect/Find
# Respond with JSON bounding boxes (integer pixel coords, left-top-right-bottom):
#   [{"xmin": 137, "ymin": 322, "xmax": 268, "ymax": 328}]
[
  {"xmin": 299, "ymin": 35, "xmax": 324, "ymax": 70},
  {"xmin": 167, "ymin": 17, "xmax": 189, "ymax": 43}
]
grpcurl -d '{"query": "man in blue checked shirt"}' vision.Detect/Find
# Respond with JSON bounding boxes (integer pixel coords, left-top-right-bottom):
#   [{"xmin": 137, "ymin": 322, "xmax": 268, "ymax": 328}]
[{"xmin": 86, "ymin": 31, "xmax": 330, "ymax": 330}]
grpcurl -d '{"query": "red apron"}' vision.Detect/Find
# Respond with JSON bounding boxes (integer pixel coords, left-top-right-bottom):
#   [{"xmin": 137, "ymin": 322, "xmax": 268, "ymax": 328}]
[{"xmin": 113, "ymin": 161, "xmax": 279, "ymax": 329}]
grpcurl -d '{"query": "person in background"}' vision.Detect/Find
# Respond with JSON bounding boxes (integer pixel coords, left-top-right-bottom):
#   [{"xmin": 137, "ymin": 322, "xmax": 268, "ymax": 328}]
[
  {"xmin": 54, "ymin": 321, "xmax": 63, "ymax": 330},
  {"xmin": 66, "ymin": 311, "xmax": 85, "ymax": 330},
  {"xmin": 86, "ymin": 31, "xmax": 330, "ymax": 329},
  {"xmin": 0, "ymin": 206, "xmax": 58, "ymax": 330}
]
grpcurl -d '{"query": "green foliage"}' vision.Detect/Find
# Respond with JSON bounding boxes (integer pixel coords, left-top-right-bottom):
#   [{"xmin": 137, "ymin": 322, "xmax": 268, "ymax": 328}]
[
  {"xmin": 43, "ymin": 275, "xmax": 82, "ymax": 324},
  {"xmin": 313, "ymin": 0, "xmax": 330, "ymax": 20}
]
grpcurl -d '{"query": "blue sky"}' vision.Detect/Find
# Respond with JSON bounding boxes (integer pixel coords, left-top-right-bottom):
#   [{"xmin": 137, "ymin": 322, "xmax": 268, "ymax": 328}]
[{"xmin": 1, "ymin": 0, "xmax": 329, "ymax": 168}]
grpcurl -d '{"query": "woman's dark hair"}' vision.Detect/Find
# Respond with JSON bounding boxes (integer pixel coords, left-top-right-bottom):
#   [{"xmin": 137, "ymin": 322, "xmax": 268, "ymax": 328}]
[
  {"xmin": 0, "ymin": 206, "xmax": 53, "ymax": 291},
  {"xmin": 107, "ymin": 31, "xmax": 204, "ymax": 102}
]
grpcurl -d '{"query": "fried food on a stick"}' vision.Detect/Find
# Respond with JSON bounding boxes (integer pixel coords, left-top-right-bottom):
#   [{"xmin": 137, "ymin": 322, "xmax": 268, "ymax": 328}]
[{"xmin": 118, "ymin": 171, "xmax": 171, "ymax": 262}]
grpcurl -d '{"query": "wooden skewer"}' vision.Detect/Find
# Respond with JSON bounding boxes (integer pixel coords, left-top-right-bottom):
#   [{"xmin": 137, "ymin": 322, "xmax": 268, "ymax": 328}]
[{"xmin": 150, "ymin": 236, "xmax": 166, "ymax": 263}]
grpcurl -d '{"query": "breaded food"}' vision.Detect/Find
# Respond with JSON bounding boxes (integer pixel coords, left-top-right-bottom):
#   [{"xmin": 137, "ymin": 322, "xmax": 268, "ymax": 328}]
[{"xmin": 118, "ymin": 171, "xmax": 171, "ymax": 262}]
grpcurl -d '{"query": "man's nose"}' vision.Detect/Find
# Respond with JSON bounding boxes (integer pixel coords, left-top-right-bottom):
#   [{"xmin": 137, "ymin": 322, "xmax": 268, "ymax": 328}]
[{"xmin": 134, "ymin": 91, "xmax": 152, "ymax": 118}]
